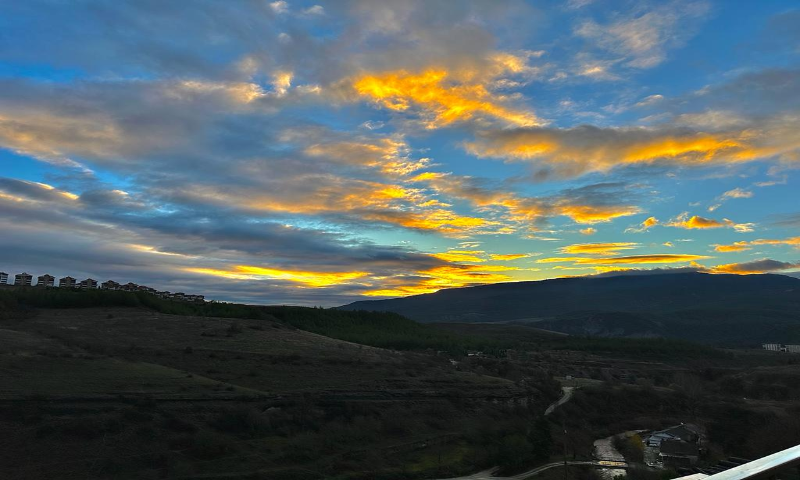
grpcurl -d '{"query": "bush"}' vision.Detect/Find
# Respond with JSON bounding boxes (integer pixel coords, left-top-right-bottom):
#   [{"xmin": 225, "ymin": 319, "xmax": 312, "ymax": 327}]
[{"xmin": 211, "ymin": 407, "xmax": 270, "ymax": 437}]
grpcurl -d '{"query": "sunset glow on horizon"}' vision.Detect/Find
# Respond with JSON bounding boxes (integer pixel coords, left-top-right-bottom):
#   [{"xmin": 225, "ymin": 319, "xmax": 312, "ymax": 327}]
[{"xmin": 1, "ymin": 1, "xmax": 799, "ymax": 305}]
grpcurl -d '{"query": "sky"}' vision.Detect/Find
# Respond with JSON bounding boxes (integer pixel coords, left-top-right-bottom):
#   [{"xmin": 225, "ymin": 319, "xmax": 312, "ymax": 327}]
[{"xmin": 0, "ymin": 0, "xmax": 799, "ymax": 306}]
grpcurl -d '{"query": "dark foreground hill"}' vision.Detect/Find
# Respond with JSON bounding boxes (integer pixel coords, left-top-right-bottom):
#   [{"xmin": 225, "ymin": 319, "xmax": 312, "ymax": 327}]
[{"xmin": 340, "ymin": 273, "xmax": 800, "ymax": 345}]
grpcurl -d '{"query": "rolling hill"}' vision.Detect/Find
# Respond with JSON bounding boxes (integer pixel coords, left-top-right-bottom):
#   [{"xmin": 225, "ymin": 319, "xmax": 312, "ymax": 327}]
[{"xmin": 340, "ymin": 272, "xmax": 800, "ymax": 345}]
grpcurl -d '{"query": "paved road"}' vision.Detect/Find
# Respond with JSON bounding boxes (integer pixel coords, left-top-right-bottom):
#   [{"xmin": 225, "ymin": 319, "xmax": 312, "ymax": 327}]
[{"xmin": 545, "ymin": 387, "xmax": 574, "ymax": 416}]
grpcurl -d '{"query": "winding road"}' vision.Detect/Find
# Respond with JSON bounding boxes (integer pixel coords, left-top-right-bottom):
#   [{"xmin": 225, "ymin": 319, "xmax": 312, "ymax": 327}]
[{"xmin": 436, "ymin": 386, "xmax": 583, "ymax": 480}]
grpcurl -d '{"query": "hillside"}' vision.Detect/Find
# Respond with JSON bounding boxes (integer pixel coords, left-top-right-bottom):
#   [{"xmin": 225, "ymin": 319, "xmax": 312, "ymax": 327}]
[
  {"xmin": 339, "ymin": 273, "xmax": 800, "ymax": 345},
  {"xmin": 0, "ymin": 300, "xmax": 559, "ymax": 479}
]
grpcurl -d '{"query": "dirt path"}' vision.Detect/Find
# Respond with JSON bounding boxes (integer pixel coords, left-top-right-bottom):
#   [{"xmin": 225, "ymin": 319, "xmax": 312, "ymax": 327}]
[
  {"xmin": 435, "ymin": 461, "xmax": 597, "ymax": 480},
  {"xmin": 436, "ymin": 386, "xmax": 582, "ymax": 480},
  {"xmin": 545, "ymin": 386, "xmax": 574, "ymax": 416}
]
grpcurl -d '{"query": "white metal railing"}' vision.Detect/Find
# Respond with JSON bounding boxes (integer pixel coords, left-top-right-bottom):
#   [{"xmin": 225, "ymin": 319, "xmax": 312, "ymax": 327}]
[{"xmin": 678, "ymin": 444, "xmax": 800, "ymax": 480}]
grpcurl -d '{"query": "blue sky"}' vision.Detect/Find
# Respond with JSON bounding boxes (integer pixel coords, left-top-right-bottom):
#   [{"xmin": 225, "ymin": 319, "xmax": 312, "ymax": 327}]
[{"xmin": 0, "ymin": 0, "xmax": 798, "ymax": 305}]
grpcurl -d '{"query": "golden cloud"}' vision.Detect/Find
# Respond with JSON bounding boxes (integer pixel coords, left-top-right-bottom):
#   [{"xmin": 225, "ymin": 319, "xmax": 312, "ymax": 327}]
[
  {"xmin": 556, "ymin": 204, "xmax": 641, "ymax": 224},
  {"xmin": 430, "ymin": 250, "xmax": 486, "ymax": 263},
  {"xmin": 537, "ymin": 254, "xmax": 709, "ymax": 265},
  {"xmin": 489, "ymin": 253, "xmax": 531, "ymax": 260},
  {"xmin": 713, "ymin": 236, "xmax": 800, "ymax": 252},
  {"xmin": 353, "ymin": 69, "xmax": 539, "ymax": 129},
  {"xmin": 580, "ymin": 227, "xmax": 597, "ymax": 235},
  {"xmin": 712, "ymin": 259, "xmax": 799, "ymax": 275},
  {"xmin": 187, "ymin": 266, "xmax": 370, "ymax": 287},
  {"xmin": 464, "ymin": 118, "xmax": 800, "ymax": 178},
  {"xmin": 362, "ymin": 264, "xmax": 517, "ymax": 297},
  {"xmin": 666, "ymin": 215, "xmax": 729, "ymax": 229},
  {"xmin": 560, "ymin": 242, "xmax": 638, "ymax": 255},
  {"xmin": 411, "ymin": 171, "xmax": 640, "ymax": 229}
]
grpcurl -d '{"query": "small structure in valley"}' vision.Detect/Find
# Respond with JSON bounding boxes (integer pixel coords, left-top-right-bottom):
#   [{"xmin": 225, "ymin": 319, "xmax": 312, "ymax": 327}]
[{"xmin": 644, "ymin": 424, "xmax": 705, "ymax": 468}]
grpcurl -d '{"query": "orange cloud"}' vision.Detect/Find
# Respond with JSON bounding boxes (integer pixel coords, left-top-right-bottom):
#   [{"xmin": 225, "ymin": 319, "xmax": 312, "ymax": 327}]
[
  {"xmin": 353, "ymin": 69, "xmax": 539, "ymax": 129},
  {"xmin": 580, "ymin": 227, "xmax": 597, "ymax": 235},
  {"xmin": 667, "ymin": 215, "xmax": 729, "ymax": 229},
  {"xmin": 431, "ymin": 250, "xmax": 486, "ymax": 263},
  {"xmin": 187, "ymin": 266, "xmax": 370, "ymax": 287},
  {"xmin": 713, "ymin": 236, "xmax": 800, "ymax": 252},
  {"xmin": 556, "ymin": 204, "xmax": 641, "ymax": 224},
  {"xmin": 362, "ymin": 263, "xmax": 517, "ymax": 297},
  {"xmin": 626, "ymin": 216, "xmax": 659, "ymax": 233},
  {"xmin": 489, "ymin": 253, "xmax": 531, "ymax": 260},
  {"xmin": 665, "ymin": 213, "xmax": 754, "ymax": 232},
  {"xmin": 411, "ymin": 171, "xmax": 640, "ymax": 229},
  {"xmin": 463, "ymin": 119, "xmax": 800, "ymax": 178},
  {"xmin": 712, "ymin": 259, "xmax": 799, "ymax": 275},
  {"xmin": 538, "ymin": 254, "xmax": 709, "ymax": 265},
  {"xmin": 579, "ymin": 254, "xmax": 710, "ymax": 265},
  {"xmin": 560, "ymin": 242, "xmax": 638, "ymax": 255},
  {"xmin": 176, "ymin": 179, "xmax": 492, "ymax": 237}
]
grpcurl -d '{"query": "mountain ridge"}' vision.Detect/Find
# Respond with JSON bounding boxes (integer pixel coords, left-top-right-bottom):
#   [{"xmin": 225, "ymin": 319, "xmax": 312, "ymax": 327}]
[{"xmin": 339, "ymin": 272, "xmax": 800, "ymax": 345}]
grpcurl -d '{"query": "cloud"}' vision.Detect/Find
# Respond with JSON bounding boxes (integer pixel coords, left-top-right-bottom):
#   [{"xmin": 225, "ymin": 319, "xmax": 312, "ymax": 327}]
[
  {"xmin": 574, "ymin": 1, "xmax": 710, "ymax": 69},
  {"xmin": 465, "ymin": 121, "xmax": 800, "ymax": 179},
  {"xmin": 722, "ymin": 187, "xmax": 753, "ymax": 199},
  {"xmin": 538, "ymin": 253, "xmax": 709, "ymax": 265},
  {"xmin": 352, "ymin": 67, "xmax": 540, "ymax": 129},
  {"xmin": 580, "ymin": 227, "xmax": 596, "ymax": 235},
  {"xmin": 714, "ymin": 237, "xmax": 800, "ymax": 252},
  {"xmin": 269, "ymin": 1, "xmax": 289, "ymax": 15},
  {"xmin": 712, "ymin": 259, "xmax": 800, "ymax": 275},
  {"xmin": 411, "ymin": 173, "xmax": 641, "ymax": 229},
  {"xmin": 560, "ymin": 242, "xmax": 638, "ymax": 255},
  {"xmin": 664, "ymin": 213, "xmax": 754, "ymax": 232},
  {"xmin": 635, "ymin": 94, "xmax": 665, "ymax": 107},
  {"xmin": 187, "ymin": 265, "xmax": 369, "ymax": 287},
  {"xmin": 625, "ymin": 216, "xmax": 658, "ymax": 233}
]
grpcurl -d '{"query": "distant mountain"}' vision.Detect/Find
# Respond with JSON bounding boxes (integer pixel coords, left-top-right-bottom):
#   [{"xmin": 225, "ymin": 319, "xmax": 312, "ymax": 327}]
[{"xmin": 340, "ymin": 273, "xmax": 800, "ymax": 345}]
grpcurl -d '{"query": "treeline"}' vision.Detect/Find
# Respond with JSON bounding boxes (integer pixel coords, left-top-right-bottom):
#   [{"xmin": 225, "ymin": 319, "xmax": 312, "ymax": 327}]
[
  {"xmin": 0, "ymin": 288, "xmax": 265, "ymax": 319},
  {"xmin": 262, "ymin": 306, "xmax": 506, "ymax": 355},
  {"xmin": 546, "ymin": 336, "xmax": 726, "ymax": 358},
  {"xmin": 0, "ymin": 288, "xmax": 503, "ymax": 356}
]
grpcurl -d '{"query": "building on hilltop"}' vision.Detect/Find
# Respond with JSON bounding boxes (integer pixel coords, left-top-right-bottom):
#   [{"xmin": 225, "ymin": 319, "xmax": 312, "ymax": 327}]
[
  {"xmin": 14, "ymin": 272, "xmax": 33, "ymax": 287},
  {"xmin": 786, "ymin": 345, "xmax": 800, "ymax": 353},
  {"xmin": 0, "ymin": 272, "xmax": 8, "ymax": 284},
  {"xmin": 101, "ymin": 280, "xmax": 120, "ymax": 290},
  {"xmin": 79, "ymin": 278, "xmax": 98, "ymax": 289},
  {"xmin": 121, "ymin": 282, "xmax": 139, "ymax": 291},
  {"xmin": 762, "ymin": 343, "xmax": 783, "ymax": 352},
  {"xmin": 59, "ymin": 276, "xmax": 77, "ymax": 288},
  {"xmin": 37, "ymin": 274, "xmax": 55, "ymax": 287}
]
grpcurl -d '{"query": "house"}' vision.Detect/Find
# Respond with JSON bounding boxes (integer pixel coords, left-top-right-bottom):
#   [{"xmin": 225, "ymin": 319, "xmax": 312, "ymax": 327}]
[
  {"xmin": 171, "ymin": 292, "xmax": 186, "ymax": 300},
  {"xmin": 101, "ymin": 280, "xmax": 120, "ymax": 290},
  {"xmin": 37, "ymin": 274, "xmax": 55, "ymax": 287},
  {"xmin": 762, "ymin": 344, "xmax": 782, "ymax": 352},
  {"xmin": 79, "ymin": 278, "xmax": 98, "ymax": 289},
  {"xmin": 786, "ymin": 345, "xmax": 800, "ymax": 354},
  {"xmin": 121, "ymin": 282, "xmax": 139, "ymax": 291},
  {"xmin": 14, "ymin": 272, "xmax": 33, "ymax": 287},
  {"xmin": 646, "ymin": 424, "xmax": 703, "ymax": 447},
  {"xmin": 59, "ymin": 276, "xmax": 77, "ymax": 288},
  {"xmin": 660, "ymin": 439, "xmax": 700, "ymax": 468},
  {"xmin": 0, "ymin": 272, "xmax": 8, "ymax": 284}
]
